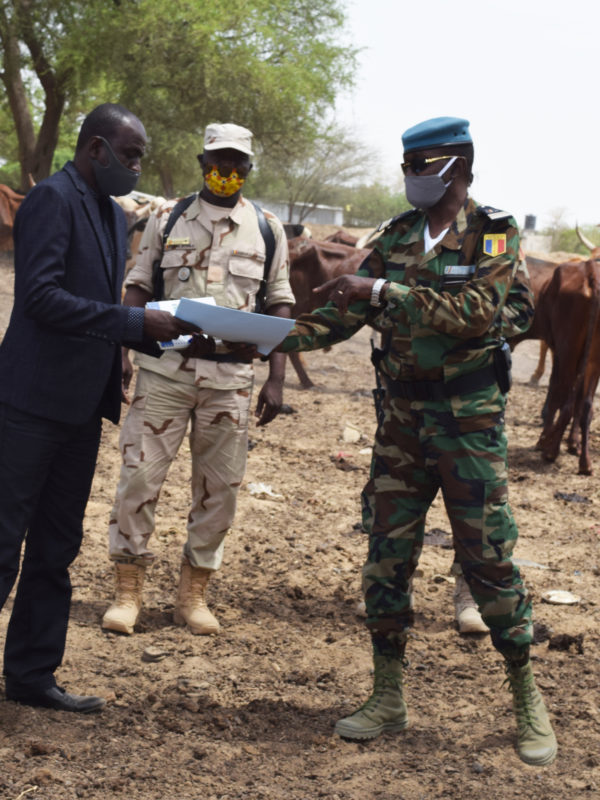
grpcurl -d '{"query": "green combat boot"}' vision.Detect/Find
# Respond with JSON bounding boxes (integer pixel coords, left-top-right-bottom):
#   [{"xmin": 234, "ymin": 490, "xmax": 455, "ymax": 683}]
[
  {"xmin": 335, "ymin": 655, "xmax": 408, "ymax": 740},
  {"xmin": 505, "ymin": 660, "xmax": 557, "ymax": 766}
]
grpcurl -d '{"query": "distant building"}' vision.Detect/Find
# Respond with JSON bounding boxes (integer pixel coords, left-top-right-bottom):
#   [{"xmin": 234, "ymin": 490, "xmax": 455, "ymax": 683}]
[{"xmin": 253, "ymin": 198, "xmax": 344, "ymax": 226}]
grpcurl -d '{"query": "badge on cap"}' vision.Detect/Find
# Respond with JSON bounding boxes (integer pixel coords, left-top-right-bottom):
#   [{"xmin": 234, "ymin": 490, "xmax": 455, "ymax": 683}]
[
  {"xmin": 178, "ymin": 267, "xmax": 191, "ymax": 281},
  {"xmin": 483, "ymin": 234, "xmax": 507, "ymax": 257}
]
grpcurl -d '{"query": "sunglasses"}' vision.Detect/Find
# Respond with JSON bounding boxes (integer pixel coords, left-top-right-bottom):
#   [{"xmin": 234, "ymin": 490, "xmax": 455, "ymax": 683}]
[{"xmin": 401, "ymin": 155, "xmax": 465, "ymax": 176}]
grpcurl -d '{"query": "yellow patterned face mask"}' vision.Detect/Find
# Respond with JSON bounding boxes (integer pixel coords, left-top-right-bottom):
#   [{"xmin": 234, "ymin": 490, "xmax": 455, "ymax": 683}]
[{"xmin": 204, "ymin": 166, "xmax": 245, "ymax": 197}]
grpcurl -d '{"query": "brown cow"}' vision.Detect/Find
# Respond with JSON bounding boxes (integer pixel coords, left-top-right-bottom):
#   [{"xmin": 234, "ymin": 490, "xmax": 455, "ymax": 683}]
[
  {"xmin": 509, "ymin": 255, "xmax": 562, "ymax": 384},
  {"xmin": 0, "ymin": 184, "xmax": 25, "ymax": 251},
  {"xmin": 534, "ymin": 256, "xmax": 600, "ymax": 474},
  {"xmin": 287, "ymin": 237, "xmax": 370, "ymax": 388},
  {"xmin": 323, "ymin": 229, "xmax": 359, "ymax": 247}
]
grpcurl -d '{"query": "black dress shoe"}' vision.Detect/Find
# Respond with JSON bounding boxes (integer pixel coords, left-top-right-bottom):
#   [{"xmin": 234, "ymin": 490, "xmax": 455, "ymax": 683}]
[{"xmin": 6, "ymin": 685, "xmax": 106, "ymax": 713}]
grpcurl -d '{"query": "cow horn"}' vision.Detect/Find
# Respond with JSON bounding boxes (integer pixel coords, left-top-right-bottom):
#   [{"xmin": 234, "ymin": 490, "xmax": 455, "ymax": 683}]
[
  {"xmin": 27, "ymin": 173, "xmax": 36, "ymax": 188},
  {"xmin": 575, "ymin": 222, "xmax": 596, "ymax": 252}
]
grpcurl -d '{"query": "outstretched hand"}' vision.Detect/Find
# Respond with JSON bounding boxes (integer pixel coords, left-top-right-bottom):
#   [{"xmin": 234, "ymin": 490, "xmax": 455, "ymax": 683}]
[
  {"xmin": 143, "ymin": 309, "xmax": 199, "ymax": 342},
  {"xmin": 313, "ymin": 274, "xmax": 376, "ymax": 314}
]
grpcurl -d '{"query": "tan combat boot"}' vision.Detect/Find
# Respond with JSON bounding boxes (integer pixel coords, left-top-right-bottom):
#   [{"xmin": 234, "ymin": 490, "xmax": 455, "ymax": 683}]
[
  {"xmin": 173, "ymin": 557, "xmax": 220, "ymax": 634},
  {"xmin": 335, "ymin": 655, "xmax": 408, "ymax": 740},
  {"xmin": 505, "ymin": 660, "xmax": 557, "ymax": 766},
  {"xmin": 454, "ymin": 574, "xmax": 489, "ymax": 634},
  {"xmin": 102, "ymin": 561, "xmax": 146, "ymax": 635}
]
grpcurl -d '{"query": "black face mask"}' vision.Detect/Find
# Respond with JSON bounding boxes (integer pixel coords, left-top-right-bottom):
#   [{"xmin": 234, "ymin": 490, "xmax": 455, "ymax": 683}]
[{"xmin": 91, "ymin": 136, "xmax": 140, "ymax": 197}]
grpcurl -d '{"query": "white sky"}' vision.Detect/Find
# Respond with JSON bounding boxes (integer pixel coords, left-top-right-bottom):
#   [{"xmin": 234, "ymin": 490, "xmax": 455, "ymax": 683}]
[{"xmin": 336, "ymin": 0, "xmax": 598, "ymax": 230}]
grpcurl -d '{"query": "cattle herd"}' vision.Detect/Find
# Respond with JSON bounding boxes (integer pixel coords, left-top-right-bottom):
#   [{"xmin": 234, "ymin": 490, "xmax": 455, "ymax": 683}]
[{"xmin": 1, "ymin": 182, "xmax": 598, "ymax": 473}]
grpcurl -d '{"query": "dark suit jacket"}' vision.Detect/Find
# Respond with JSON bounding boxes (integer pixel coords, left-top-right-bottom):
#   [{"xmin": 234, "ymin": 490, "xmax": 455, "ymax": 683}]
[{"xmin": 0, "ymin": 161, "xmax": 143, "ymax": 425}]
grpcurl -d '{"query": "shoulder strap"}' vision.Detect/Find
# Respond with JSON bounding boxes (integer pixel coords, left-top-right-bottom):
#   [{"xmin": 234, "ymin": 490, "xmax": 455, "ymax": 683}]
[
  {"xmin": 162, "ymin": 193, "xmax": 196, "ymax": 250},
  {"xmin": 458, "ymin": 204, "xmax": 511, "ymax": 267},
  {"xmin": 477, "ymin": 205, "xmax": 513, "ymax": 221},
  {"xmin": 250, "ymin": 200, "xmax": 275, "ymax": 314},
  {"xmin": 377, "ymin": 208, "xmax": 418, "ymax": 233},
  {"xmin": 152, "ymin": 193, "xmax": 196, "ymax": 300}
]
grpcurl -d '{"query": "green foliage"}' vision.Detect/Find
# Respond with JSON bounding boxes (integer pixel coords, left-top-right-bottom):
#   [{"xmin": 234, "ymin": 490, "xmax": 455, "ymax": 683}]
[
  {"xmin": 542, "ymin": 223, "xmax": 600, "ymax": 255},
  {"xmin": 248, "ymin": 122, "xmax": 373, "ymax": 222},
  {"xmin": 1, "ymin": 0, "xmax": 356, "ymax": 194},
  {"xmin": 340, "ymin": 183, "xmax": 411, "ymax": 228}
]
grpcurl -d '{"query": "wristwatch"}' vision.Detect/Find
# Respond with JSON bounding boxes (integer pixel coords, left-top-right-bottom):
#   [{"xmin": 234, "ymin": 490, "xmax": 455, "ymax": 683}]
[{"xmin": 370, "ymin": 278, "xmax": 388, "ymax": 307}]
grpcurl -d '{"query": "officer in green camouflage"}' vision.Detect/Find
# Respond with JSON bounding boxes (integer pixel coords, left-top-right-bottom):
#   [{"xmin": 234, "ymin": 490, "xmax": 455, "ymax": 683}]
[{"xmin": 279, "ymin": 117, "xmax": 556, "ymax": 766}]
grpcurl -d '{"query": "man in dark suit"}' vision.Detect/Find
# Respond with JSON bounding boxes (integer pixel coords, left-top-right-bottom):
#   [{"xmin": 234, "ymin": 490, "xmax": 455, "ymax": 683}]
[{"xmin": 0, "ymin": 103, "xmax": 196, "ymax": 712}]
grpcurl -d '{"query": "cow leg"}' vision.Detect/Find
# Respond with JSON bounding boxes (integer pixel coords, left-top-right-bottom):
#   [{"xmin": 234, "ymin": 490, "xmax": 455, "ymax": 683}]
[
  {"xmin": 537, "ymin": 358, "xmax": 575, "ymax": 461},
  {"xmin": 529, "ymin": 341, "xmax": 549, "ymax": 385},
  {"xmin": 578, "ymin": 396, "xmax": 594, "ymax": 475},
  {"xmin": 289, "ymin": 352, "xmax": 315, "ymax": 390},
  {"xmin": 577, "ymin": 371, "xmax": 599, "ymax": 475},
  {"xmin": 535, "ymin": 359, "xmax": 561, "ymax": 450},
  {"xmin": 567, "ymin": 382, "xmax": 583, "ymax": 455}
]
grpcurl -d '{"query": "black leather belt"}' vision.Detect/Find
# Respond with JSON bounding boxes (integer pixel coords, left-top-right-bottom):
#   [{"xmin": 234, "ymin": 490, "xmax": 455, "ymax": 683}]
[
  {"xmin": 200, "ymin": 352, "xmax": 252, "ymax": 364},
  {"xmin": 385, "ymin": 365, "xmax": 497, "ymax": 401}
]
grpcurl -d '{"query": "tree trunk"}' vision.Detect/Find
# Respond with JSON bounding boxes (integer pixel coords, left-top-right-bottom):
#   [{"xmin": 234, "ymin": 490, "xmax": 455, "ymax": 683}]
[
  {"xmin": 158, "ymin": 165, "xmax": 175, "ymax": 199},
  {"xmin": 0, "ymin": 5, "xmax": 36, "ymax": 192},
  {"xmin": 0, "ymin": 1, "xmax": 68, "ymax": 190},
  {"xmin": 19, "ymin": 0, "xmax": 67, "ymax": 182}
]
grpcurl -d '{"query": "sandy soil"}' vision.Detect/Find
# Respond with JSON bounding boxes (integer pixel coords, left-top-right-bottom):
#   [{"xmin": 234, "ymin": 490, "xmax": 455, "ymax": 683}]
[{"xmin": 0, "ymin": 251, "xmax": 599, "ymax": 800}]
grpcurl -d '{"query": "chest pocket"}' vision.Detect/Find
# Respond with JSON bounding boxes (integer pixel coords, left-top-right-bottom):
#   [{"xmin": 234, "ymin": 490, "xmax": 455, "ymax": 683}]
[
  {"xmin": 227, "ymin": 250, "xmax": 265, "ymax": 309},
  {"xmin": 158, "ymin": 247, "xmax": 201, "ymax": 300},
  {"xmin": 440, "ymin": 264, "xmax": 476, "ymax": 293}
]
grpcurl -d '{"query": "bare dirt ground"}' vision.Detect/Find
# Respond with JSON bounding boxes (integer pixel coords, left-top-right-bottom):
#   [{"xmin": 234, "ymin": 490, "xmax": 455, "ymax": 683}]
[{"xmin": 1, "ymin": 250, "xmax": 599, "ymax": 800}]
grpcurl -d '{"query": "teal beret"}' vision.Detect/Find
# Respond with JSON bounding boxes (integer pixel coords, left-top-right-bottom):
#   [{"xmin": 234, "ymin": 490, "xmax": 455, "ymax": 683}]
[{"xmin": 402, "ymin": 117, "xmax": 471, "ymax": 154}]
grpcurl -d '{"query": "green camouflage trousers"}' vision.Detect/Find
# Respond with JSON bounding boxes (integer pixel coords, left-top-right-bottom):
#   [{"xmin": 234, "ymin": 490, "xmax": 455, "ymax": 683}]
[
  {"xmin": 109, "ymin": 368, "xmax": 251, "ymax": 570},
  {"xmin": 361, "ymin": 394, "xmax": 532, "ymax": 656}
]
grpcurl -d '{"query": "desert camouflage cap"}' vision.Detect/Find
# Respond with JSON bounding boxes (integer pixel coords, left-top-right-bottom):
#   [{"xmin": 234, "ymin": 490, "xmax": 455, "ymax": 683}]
[
  {"xmin": 402, "ymin": 117, "xmax": 471, "ymax": 154},
  {"xmin": 204, "ymin": 123, "xmax": 254, "ymax": 156}
]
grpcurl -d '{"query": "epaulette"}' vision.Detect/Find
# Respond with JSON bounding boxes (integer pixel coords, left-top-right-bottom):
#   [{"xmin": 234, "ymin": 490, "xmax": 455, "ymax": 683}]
[
  {"xmin": 377, "ymin": 208, "xmax": 418, "ymax": 232},
  {"xmin": 476, "ymin": 205, "xmax": 513, "ymax": 221}
]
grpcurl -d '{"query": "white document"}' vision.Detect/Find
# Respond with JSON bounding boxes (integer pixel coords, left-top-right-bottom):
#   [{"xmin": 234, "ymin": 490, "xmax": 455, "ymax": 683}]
[
  {"xmin": 175, "ymin": 297, "xmax": 296, "ymax": 356},
  {"xmin": 146, "ymin": 297, "xmax": 216, "ymax": 350}
]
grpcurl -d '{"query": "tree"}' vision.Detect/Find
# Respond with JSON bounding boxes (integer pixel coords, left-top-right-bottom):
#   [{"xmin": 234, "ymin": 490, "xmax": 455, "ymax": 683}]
[
  {"xmin": 0, "ymin": 0, "xmax": 103, "ymax": 190},
  {"xmin": 340, "ymin": 181, "xmax": 410, "ymax": 228},
  {"xmin": 249, "ymin": 123, "xmax": 373, "ymax": 222},
  {"xmin": 542, "ymin": 209, "xmax": 600, "ymax": 254},
  {"xmin": 0, "ymin": 0, "xmax": 356, "ymax": 195}
]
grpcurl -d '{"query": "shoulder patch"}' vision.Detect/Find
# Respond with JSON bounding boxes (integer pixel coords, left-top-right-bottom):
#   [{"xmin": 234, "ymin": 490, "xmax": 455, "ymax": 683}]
[
  {"xmin": 483, "ymin": 233, "xmax": 507, "ymax": 256},
  {"xmin": 477, "ymin": 205, "xmax": 513, "ymax": 221},
  {"xmin": 377, "ymin": 209, "xmax": 418, "ymax": 232}
]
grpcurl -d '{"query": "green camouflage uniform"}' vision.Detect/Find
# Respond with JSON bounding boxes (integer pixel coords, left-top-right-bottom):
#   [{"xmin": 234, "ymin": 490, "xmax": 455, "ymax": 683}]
[{"xmin": 281, "ymin": 197, "xmax": 534, "ymax": 657}]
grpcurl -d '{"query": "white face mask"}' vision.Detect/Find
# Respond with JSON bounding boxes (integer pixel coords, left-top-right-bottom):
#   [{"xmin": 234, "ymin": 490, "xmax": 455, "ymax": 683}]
[{"xmin": 404, "ymin": 156, "xmax": 457, "ymax": 209}]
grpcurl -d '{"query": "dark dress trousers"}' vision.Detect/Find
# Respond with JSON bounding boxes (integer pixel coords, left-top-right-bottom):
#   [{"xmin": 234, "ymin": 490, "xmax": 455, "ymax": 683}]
[{"xmin": 0, "ymin": 161, "xmax": 147, "ymax": 694}]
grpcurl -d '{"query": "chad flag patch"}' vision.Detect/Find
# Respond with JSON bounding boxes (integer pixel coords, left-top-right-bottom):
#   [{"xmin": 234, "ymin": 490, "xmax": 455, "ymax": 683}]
[{"xmin": 483, "ymin": 234, "xmax": 507, "ymax": 257}]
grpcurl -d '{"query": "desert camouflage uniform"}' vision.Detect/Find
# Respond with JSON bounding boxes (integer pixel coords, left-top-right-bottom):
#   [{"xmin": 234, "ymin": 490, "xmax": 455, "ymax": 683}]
[
  {"xmin": 109, "ymin": 194, "xmax": 294, "ymax": 569},
  {"xmin": 281, "ymin": 197, "xmax": 534, "ymax": 657}
]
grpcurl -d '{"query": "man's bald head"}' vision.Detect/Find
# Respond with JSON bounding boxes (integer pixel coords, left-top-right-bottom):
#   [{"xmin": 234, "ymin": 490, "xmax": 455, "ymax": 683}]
[{"xmin": 76, "ymin": 103, "xmax": 144, "ymax": 152}]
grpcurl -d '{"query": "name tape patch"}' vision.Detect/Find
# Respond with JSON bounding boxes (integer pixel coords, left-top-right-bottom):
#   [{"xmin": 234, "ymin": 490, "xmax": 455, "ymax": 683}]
[{"xmin": 443, "ymin": 265, "xmax": 476, "ymax": 277}]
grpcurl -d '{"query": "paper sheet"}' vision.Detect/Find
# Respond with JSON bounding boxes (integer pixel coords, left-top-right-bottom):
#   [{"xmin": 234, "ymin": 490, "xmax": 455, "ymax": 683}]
[
  {"xmin": 175, "ymin": 297, "xmax": 295, "ymax": 356},
  {"xmin": 146, "ymin": 297, "xmax": 216, "ymax": 350}
]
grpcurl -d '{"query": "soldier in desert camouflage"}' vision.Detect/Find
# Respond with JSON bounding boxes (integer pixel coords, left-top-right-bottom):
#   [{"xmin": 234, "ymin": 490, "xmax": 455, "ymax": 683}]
[
  {"xmin": 102, "ymin": 123, "xmax": 294, "ymax": 637},
  {"xmin": 279, "ymin": 117, "xmax": 557, "ymax": 766}
]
